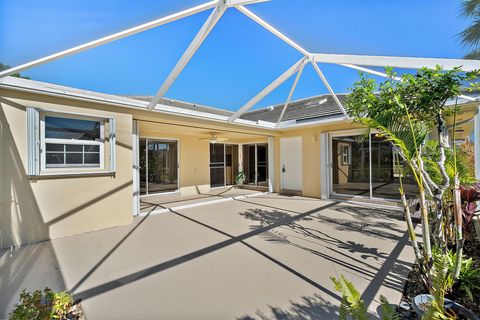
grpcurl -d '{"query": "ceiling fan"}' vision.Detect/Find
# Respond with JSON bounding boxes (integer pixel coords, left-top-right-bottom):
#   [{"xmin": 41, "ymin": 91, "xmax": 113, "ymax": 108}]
[{"xmin": 199, "ymin": 132, "xmax": 229, "ymax": 143}]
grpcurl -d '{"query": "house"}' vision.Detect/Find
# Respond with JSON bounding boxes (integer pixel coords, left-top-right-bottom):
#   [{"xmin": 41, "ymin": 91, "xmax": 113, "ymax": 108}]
[{"xmin": 1, "ymin": 75, "xmax": 479, "ymax": 249}]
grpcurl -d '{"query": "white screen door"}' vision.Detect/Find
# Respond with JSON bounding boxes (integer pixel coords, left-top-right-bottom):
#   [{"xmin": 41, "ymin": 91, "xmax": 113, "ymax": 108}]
[{"xmin": 280, "ymin": 137, "xmax": 303, "ymax": 191}]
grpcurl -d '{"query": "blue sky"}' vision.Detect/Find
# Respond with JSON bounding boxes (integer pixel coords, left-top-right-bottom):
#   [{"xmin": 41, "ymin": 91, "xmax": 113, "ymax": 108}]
[{"xmin": 0, "ymin": 0, "xmax": 473, "ymax": 110}]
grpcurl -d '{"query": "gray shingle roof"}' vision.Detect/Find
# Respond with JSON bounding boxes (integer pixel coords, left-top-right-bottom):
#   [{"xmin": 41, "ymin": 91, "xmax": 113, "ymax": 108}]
[
  {"xmin": 124, "ymin": 94, "xmax": 345, "ymax": 123},
  {"xmin": 240, "ymin": 94, "xmax": 346, "ymax": 123}
]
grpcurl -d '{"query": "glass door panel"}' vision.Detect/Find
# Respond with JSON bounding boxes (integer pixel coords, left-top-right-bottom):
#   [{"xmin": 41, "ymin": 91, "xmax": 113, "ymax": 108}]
[
  {"xmin": 147, "ymin": 140, "xmax": 178, "ymax": 193},
  {"xmin": 332, "ymin": 135, "xmax": 370, "ymax": 196},
  {"xmin": 256, "ymin": 144, "xmax": 268, "ymax": 186},
  {"xmin": 210, "ymin": 143, "xmax": 225, "ymax": 187},
  {"xmin": 225, "ymin": 145, "xmax": 238, "ymax": 186},
  {"xmin": 371, "ymin": 135, "xmax": 418, "ymax": 199},
  {"xmin": 242, "ymin": 143, "xmax": 269, "ymax": 187},
  {"xmin": 139, "ymin": 139, "xmax": 147, "ymax": 195}
]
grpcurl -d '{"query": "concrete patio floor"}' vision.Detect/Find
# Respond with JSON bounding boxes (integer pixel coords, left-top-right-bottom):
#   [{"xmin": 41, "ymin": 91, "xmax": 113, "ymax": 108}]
[{"xmin": 0, "ymin": 194, "xmax": 416, "ymax": 320}]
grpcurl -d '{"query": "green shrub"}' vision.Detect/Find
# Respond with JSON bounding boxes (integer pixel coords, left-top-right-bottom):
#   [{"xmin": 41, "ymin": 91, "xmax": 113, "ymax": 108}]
[
  {"xmin": 457, "ymin": 258, "xmax": 480, "ymax": 301},
  {"xmin": 9, "ymin": 288, "xmax": 74, "ymax": 320},
  {"xmin": 432, "ymin": 246, "xmax": 480, "ymax": 301},
  {"xmin": 330, "ymin": 275, "xmax": 399, "ymax": 320}
]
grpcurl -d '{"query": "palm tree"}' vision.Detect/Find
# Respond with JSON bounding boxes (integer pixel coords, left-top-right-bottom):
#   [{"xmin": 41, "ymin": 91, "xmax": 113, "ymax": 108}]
[{"xmin": 459, "ymin": 0, "xmax": 480, "ymax": 59}]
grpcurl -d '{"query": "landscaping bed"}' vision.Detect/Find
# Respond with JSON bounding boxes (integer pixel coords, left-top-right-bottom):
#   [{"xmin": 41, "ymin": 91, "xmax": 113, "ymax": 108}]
[{"xmin": 400, "ymin": 226, "xmax": 480, "ymax": 318}]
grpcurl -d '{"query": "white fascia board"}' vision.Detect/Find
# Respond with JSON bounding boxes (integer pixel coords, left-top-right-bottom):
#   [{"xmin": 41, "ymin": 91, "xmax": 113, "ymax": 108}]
[
  {"xmin": 236, "ymin": 6, "xmax": 310, "ymax": 56},
  {"xmin": 0, "ymin": 1, "xmax": 219, "ymax": 79},
  {"xmin": 312, "ymin": 53, "xmax": 480, "ymax": 72},
  {"xmin": 226, "ymin": 0, "xmax": 271, "ymax": 7},
  {"xmin": 229, "ymin": 57, "xmax": 307, "ymax": 122},
  {"xmin": 148, "ymin": 4, "xmax": 227, "ymax": 110},
  {"xmin": 0, "ymin": 77, "xmax": 275, "ymax": 130},
  {"xmin": 277, "ymin": 115, "xmax": 349, "ymax": 130}
]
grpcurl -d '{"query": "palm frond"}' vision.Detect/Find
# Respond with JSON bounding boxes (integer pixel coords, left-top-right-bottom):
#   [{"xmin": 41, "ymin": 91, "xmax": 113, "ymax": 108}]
[
  {"xmin": 460, "ymin": 0, "xmax": 480, "ymax": 17},
  {"xmin": 459, "ymin": 18, "xmax": 480, "ymax": 48},
  {"xmin": 464, "ymin": 48, "xmax": 480, "ymax": 59}
]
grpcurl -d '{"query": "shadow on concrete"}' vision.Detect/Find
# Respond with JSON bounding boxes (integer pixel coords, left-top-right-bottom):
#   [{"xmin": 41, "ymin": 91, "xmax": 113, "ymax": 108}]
[
  {"xmin": 236, "ymin": 294, "xmax": 339, "ymax": 320},
  {"xmin": 72, "ymin": 202, "xmax": 340, "ymax": 301},
  {"xmin": 236, "ymin": 201, "xmax": 413, "ymax": 311}
]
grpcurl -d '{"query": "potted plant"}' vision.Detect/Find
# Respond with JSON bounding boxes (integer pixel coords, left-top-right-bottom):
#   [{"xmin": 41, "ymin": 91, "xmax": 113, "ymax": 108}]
[
  {"xmin": 412, "ymin": 248, "xmax": 480, "ymax": 319},
  {"xmin": 235, "ymin": 171, "xmax": 246, "ymax": 187}
]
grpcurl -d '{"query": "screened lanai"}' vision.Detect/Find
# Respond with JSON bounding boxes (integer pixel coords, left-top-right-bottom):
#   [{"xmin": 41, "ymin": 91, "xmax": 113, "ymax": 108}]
[
  {"xmin": 1, "ymin": 0, "xmax": 479, "ymax": 129},
  {"xmin": 0, "ymin": 0, "xmax": 480, "ymax": 205}
]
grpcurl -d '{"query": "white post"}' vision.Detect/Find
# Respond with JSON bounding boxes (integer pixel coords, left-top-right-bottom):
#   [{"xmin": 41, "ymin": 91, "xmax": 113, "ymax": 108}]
[
  {"xmin": 276, "ymin": 62, "xmax": 305, "ymax": 128},
  {"xmin": 268, "ymin": 137, "xmax": 275, "ymax": 193},
  {"xmin": 311, "ymin": 61, "xmax": 347, "ymax": 116},
  {"xmin": 319, "ymin": 133, "xmax": 329, "ymax": 200},
  {"xmin": 132, "ymin": 120, "xmax": 140, "ymax": 216},
  {"xmin": 475, "ymin": 105, "xmax": 480, "ymax": 180},
  {"xmin": 369, "ymin": 130, "xmax": 373, "ymax": 199},
  {"xmin": 238, "ymin": 144, "xmax": 243, "ymax": 172}
]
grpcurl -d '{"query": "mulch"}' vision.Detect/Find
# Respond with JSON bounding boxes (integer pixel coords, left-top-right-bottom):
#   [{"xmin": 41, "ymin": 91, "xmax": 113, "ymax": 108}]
[{"xmin": 398, "ymin": 227, "xmax": 480, "ymax": 319}]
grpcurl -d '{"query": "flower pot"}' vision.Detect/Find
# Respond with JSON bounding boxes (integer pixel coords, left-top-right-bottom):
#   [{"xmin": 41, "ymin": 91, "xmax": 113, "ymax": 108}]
[{"xmin": 413, "ymin": 294, "xmax": 479, "ymax": 320}]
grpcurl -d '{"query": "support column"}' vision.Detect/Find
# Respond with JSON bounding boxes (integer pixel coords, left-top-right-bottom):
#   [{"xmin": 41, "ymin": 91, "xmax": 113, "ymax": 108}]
[
  {"xmin": 268, "ymin": 137, "xmax": 275, "ymax": 193},
  {"xmin": 319, "ymin": 133, "xmax": 329, "ymax": 200},
  {"xmin": 132, "ymin": 120, "xmax": 140, "ymax": 216},
  {"xmin": 475, "ymin": 105, "xmax": 480, "ymax": 179}
]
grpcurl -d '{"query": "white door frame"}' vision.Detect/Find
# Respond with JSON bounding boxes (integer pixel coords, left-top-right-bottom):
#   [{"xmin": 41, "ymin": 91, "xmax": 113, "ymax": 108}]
[
  {"xmin": 280, "ymin": 136, "xmax": 303, "ymax": 192},
  {"xmin": 328, "ymin": 128, "xmax": 400, "ymax": 201},
  {"xmin": 209, "ymin": 142, "xmax": 239, "ymax": 188},
  {"xmin": 139, "ymin": 137, "xmax": 180, "ymax": 196}
]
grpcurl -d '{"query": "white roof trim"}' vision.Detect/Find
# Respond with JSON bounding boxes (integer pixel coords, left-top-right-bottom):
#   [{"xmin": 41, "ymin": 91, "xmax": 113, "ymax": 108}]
[{"xmin": 0, "ymin": 76, "xmax": 277, "ymax": 129}]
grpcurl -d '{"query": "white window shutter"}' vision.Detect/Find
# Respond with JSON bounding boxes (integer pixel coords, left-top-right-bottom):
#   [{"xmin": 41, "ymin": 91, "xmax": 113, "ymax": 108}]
[
  {"xmin": 26, "ymin": 107, "xmax": 40, "ymax": 176},
  {"xmin": 109, "ymin": 117, "xmax": 116, "ymax": 172}
]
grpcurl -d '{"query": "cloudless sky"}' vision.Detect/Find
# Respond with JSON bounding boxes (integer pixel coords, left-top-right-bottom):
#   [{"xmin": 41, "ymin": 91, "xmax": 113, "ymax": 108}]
[{"xmin": 0, "ymin": 0, "xmax": 474, "ymax": 110}]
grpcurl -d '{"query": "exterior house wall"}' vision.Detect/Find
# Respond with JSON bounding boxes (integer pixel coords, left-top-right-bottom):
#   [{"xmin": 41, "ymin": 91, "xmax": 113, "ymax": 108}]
[
  {"xmin": 274, "ymin": 122, "xmax": 362, "ymax": 198},
  {"xmin": 0, "ymin": 93, "xmax": 134, "ymax": 249},
  {"xmin": 139, "ymin": 122, "xmax": 211, "ymax": 196},
  {"xmin": 0, "ymin": 88, "xmax": 275, "ymax": 249}
]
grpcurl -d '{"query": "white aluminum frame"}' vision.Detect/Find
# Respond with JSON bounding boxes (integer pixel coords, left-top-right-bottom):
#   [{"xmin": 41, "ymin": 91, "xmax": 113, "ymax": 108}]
[
  {"xmin": 208, "ymin": 142, "xmax": 239, "ymax": 188},
  {"xmin": 148, "ymin": 3, "xmax": 228, "ymax": 110},
  {"xmin": 275, "ymin": 61, "xmax": 306, "ymax": 128},
  {"xmin": 2, "ymin": 0, "xmax": 479, "ymax": 124},
  {"xmin": 39, "ymin": 112, "xmax": 106, "ymax": 172},
  {"xmin": 139, "ymin": 137, "xmax": 180, "ymax": 196}
]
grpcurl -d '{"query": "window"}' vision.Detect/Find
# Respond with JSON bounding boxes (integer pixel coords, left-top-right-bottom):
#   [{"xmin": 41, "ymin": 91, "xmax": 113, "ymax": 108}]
[
  {"xmin": 26, "ymin": 108, "xmax": 115, "ymax": 176},
  {"xmin": 341, "ymin": 145, "xmax": 351, "ymax": 165},
  {"xmin": 42, "ymin": 116, "xmax": 104, "ymax": 169}
]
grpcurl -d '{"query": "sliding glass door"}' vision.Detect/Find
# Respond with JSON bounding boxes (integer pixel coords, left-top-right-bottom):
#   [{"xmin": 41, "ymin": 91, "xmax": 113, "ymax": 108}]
[
  {"xmin": 139, "ymin": 138, "xmax": 178, "ymax": 195},
  {"xmin": 210, "ymin": 143, "xmax": 238, "ymax": 188},
  {"xmin": 242, "ymin": 143, "xmax": 268, "ymax": 187},
  {"xmin": 331, "ymin": 133, "xmax": 417, "ymax": 199}
]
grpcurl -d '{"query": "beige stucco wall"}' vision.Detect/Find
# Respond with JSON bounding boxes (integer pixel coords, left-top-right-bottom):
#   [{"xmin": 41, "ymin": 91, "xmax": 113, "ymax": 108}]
[
  {"xmin": 138, "ymin": 121, "xmax": 269, "ymax": 196},
  {"xmin": 0, "ymin": 92, "xmax": 134, "ymax": 249},
  {"xmin": 139, "ymin": 121, "xmax": 211, "ymax": 195},
  {"xmin": 0, "ymin": 85, "xmax": 369, "ymax": 250},
  {"xmin": 274, "ymin": 122, "xmax": 361, "ymax": 198},
  {"xmin": 0, "ymin": 88, "xmax": 276, "ymax": 249}
]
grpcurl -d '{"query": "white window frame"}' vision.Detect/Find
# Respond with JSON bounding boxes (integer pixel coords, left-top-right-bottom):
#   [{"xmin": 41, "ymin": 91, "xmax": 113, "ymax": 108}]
[{"xmin": 39, "ymin": 112, "xmax": 105, "ymax": 172}]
